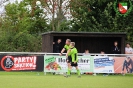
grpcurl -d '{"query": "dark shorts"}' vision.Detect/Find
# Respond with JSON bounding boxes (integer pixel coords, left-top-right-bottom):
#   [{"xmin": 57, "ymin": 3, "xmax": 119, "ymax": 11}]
[
  {"xmin": 71, "ymin": 62, "xmax": 78, "ymax": 67},
  {"xmin": 66, "ymin": 56, "xmax": 72, "ymax": 63}
]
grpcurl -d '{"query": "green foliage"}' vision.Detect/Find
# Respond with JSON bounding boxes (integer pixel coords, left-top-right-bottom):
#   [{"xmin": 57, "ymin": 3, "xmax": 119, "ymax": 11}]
[
  {"xmin": 0, "ymin": 29, "xmax": 42, "ymax": 52},
  {"xmin": 12, "ymin": 31, "xmax": 42, "ymax": 52}
]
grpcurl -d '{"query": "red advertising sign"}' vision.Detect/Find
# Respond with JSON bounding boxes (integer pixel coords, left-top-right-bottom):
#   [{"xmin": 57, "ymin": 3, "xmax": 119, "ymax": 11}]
[{"xmin": 1, "ymin": 56, "xmax": 37, "ymax": 71}]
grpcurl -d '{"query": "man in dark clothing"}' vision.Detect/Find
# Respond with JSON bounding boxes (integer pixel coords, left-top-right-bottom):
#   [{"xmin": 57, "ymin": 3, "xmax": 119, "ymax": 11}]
[
  {"xmin": 122, "ymin": 57, "xmax": 133, "ymax": 73},
  {"xmin": 53, "ymin": 39, "xmax": 62, "ymax": 53},
  {"xmin": 111, "ymin": 41, "xmax": 121, "ymax": 54}
]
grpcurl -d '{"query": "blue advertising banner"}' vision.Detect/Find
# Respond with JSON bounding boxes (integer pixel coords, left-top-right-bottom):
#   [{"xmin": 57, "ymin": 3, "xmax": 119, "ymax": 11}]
[{"xmin": 93, "ymin": 56, "xmax": 115, "ymax": 73}]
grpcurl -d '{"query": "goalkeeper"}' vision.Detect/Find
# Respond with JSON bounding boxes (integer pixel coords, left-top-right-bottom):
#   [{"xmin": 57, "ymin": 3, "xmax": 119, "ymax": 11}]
[{"xmin": 65, "ymin": 42, "xmax": 81, "ymax": 77}]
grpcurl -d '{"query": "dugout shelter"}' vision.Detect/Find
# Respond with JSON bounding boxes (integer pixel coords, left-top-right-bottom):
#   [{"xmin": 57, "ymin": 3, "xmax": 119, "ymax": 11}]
[{"xmin": 42, "ymin": 32, "xmax": 126, "ymax": 54}]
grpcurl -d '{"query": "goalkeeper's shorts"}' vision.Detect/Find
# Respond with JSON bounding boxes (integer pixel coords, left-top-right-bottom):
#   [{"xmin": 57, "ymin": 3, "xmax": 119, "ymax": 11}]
[
  {"xmin": 66, "ymin": 56, "xmax": 72, "ymax": 63},
  {"xmin": 71, "ymin": 62, "xmax": 78, "ymax": 67}
]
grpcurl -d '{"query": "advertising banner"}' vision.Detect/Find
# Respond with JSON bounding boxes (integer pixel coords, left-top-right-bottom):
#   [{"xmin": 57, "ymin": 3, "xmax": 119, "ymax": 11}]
[
  {"xmin": 1, "ymin": 54, "xmax": 132, "ymax": 73},
  {"xmin": 0, "ymin": 55, "xmax": 44, "ymax": 71},
  {"xmin": 44, "ymin": 56, "xmax": 93, "ymax": 72},
  {"xmin": 113, "ymin": 56, "xmax": 133, "ymax": 74},
  {"xmin": 93, "ymin": 56, "xmax": 115, "ymax": 73}
]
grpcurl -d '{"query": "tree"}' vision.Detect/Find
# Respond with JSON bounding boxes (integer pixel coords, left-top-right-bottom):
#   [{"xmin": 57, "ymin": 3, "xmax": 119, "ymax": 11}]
[
  {"xmin": 42, "ymin": 0, "xmax": 72, "ymax": 31},
  {"xmin": 4, "ymin": 0, "xmax": 49, "ymax": 34},
  {"xmin": 0, "ymin": 0, "xmax": 48, "ymax": 51},
  {"xmin": 22, "ymin": 0, "xmax": 72, "ymax": 31},
  {"xmin": 70, "ymin": 0, "xmax": 133, "ymax": 44}
]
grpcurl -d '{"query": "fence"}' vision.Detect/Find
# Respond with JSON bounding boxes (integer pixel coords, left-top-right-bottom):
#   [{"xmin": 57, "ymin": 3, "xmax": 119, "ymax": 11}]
[{"xmin": 0, "ymin": 52, "xmax": 132, "ymax": 74}]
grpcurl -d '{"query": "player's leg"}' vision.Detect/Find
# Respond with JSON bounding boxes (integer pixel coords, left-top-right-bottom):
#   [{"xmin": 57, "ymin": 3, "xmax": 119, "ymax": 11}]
[
  {"xmin": 64, "ymin": 57, "xmax": 71, "ymax": 76},
  {"xmin": 67, "ymin": 64, "xmax": 72, "ymax": 76},
  {"xmin": 67, "ymin": 56, "xmax": 72, "ymax": 75},
  {"xmin": 73, "ymin": 62, "xmax": 80, "ymax": 76},
  {"xmin": 131, "ymin": 69, "xmax": 133, "ymax": 73},
  {"xmin": 67, "ymin": 62, "xmax": 71, "ymax": 69},
  {"xmin": 126, "ymin": 66, "xmax": 129, "ymax": 73},
  {"xmin": 75, "ymin": 66, "xmax": 80, "ymax": 76}
]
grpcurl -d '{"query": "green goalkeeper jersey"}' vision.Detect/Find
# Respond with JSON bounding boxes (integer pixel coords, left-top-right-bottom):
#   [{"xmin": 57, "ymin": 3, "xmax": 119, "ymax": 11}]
[
  {"xmin": 70, "ymin": 47, "xmax": 78, "ymax": 62},
  {"xmin": 64, "ymin": 44, "xmax": 71, "ymax": 51}
]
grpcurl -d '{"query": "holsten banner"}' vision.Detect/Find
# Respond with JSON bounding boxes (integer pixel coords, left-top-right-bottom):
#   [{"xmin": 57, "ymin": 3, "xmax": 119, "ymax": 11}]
[
  {"xmin": 44, "ymin": 56, "xmax": 133, "ymax": 74},
  {"xmin": 0, "ymin": 55, "xmax": 44, "ymax": 71},
  {"xmin": 44, "ymin": 56, "xmax": 94, "ymax": 72}
]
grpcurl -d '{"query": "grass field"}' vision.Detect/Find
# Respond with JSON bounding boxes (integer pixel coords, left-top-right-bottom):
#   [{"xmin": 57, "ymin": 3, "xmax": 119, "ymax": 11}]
[{"xmin": 0, "ymin": 72, "xmax": 133, "ymax": 88}]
